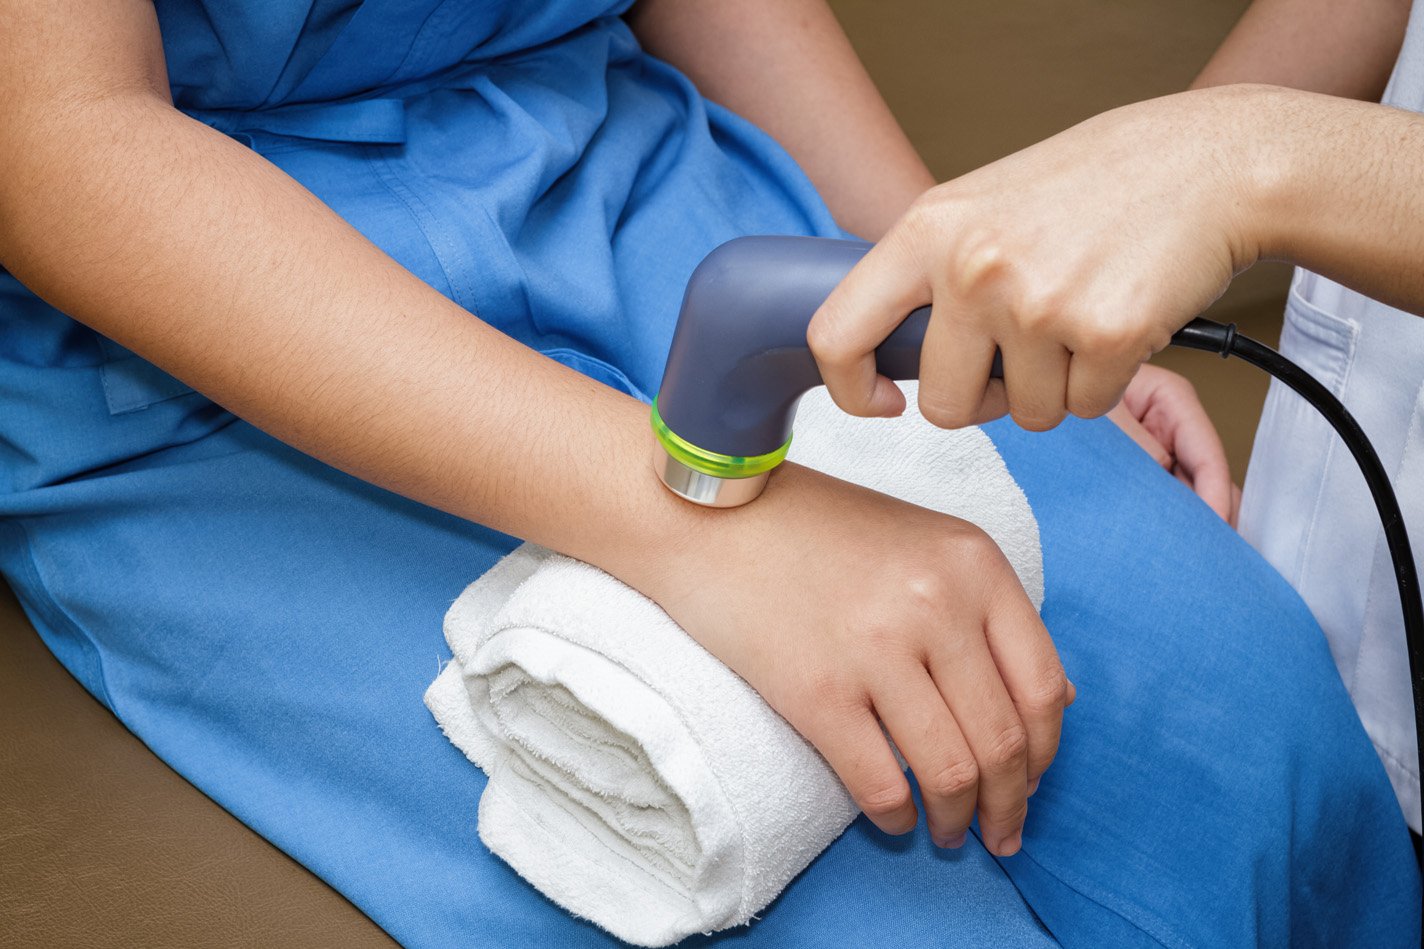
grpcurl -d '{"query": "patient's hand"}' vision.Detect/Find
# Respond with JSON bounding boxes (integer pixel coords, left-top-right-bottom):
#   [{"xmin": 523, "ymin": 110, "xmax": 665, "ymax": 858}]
[
  {"xmin": 645, "ymin": 465, "xmax": 1074, "ymax": 857},
  {"xmin": 1109, "ymin": 365, "xmax": 1241, "ymax": 526}
]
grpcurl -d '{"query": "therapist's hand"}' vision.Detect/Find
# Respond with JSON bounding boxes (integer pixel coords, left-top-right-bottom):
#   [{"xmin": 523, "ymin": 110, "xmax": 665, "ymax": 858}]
[
  {"xmin": 1110, "ymin": 365, "xmax": 1241, "ymax": 526},
  {"xmin": 648, "ymin": 464, "xmax": 1074, "ymax": 857},
  {"xmin": 807, "ymin": 86, "xmax": 1263, "ymax": 433}
]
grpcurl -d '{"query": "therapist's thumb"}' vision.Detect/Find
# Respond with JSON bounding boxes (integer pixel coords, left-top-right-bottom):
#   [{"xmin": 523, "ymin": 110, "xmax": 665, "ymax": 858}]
[{"xmin": 808, "ymin": 236, "xmax": 929, "ymax": 418}]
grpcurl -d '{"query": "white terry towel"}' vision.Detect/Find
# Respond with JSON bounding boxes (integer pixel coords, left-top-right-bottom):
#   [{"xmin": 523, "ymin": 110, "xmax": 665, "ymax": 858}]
[{"xmin": 425, "ymin": 384, "xmax": 1044, "ymax": 947}]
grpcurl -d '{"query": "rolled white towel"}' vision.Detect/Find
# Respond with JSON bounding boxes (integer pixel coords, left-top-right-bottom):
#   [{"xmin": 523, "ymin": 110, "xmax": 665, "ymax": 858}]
[{"xmin": 424, "ymin": 384, "xmax": 1043, "ymax": 946}]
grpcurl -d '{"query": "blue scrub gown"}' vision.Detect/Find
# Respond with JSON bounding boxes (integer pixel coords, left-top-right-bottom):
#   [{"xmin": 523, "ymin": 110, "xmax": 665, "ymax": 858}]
[{"xmin": 0, "ymin": 2, "xmax": 1418, "ymax": 946}]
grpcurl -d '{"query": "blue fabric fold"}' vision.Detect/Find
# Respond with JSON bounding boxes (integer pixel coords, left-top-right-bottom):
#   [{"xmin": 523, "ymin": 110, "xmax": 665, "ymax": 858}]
[{"xmin": 188, "ymin": 97, "xmax": 408, "ymax": 143}]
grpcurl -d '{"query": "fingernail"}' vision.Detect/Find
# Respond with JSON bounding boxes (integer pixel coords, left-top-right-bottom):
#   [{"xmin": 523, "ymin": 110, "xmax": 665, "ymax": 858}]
[
  {"xmin": 935, "ymin": 831, "xmax": 967, "ymax": 849},
  {"xmin": 997, "ymin": 832, "xmax": 1022, "ymax": 856},
  {"xmin": 1027, "ymin": 776, "xmax": 1041, "ymax": 796}
]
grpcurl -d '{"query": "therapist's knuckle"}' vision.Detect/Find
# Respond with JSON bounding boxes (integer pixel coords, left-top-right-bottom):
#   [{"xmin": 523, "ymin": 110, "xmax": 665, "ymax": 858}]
[
  {"xmin": 906, "ymin": 187, "xmax": 957, "ymax": 237},
  {"xmin": 918, "ymin": 390, "xmax": 974, "ymax": 430},
  {"xmin": 807, "ymin": 312, "xmax": 854, "ymax": 367},
  {"xmin": 1065, "ymin": 392, "xmax": 1113, "ymax": 419},
  {"xmin": 949, "ymin": 227, "xmax": 1011, "ymax": 297},
  {"xmin": 1147, "ymin": 326, "xmax": 1176, "ymax": 355},
  {"xmin": 924, "ymin": 756, "xmax": 980, "ymax": 800},
  {"xmin": 1010, "ymin": 404, "xmax": 1066, "ymax": 433},
  {"xmin": 1063, "ymin": 383, "xmax": 1105, "ymax": 417},
  {"xmin": 1070, "ymin": 310, "xmax": 1115, "ymax": 347},
  {"xmin": 1075, "ymin": 312, "xmax": 1141, "ymax": 358},
  {"xmin": 1017, "ymin": 284, "xmax": 1078, "ymax": 335}
]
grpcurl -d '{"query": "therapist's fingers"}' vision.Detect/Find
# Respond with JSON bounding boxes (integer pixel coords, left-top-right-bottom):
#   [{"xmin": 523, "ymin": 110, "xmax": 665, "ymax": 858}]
[
  {"xmin": 872, "ymin": 671, "xmax": 979, "ymax": 848},
  {"xmin": 1065, "ymin": 348, "xmax": 1139, "ymax": 421},
  {"xmin": 798, "ymin": 698, "xmax": 918, "ymax": 836},
  {"xmin": 917, "ymin": 288, "xmax": 1004, "ymax": 429},
  {"xmin": 1000, "ymin": 335, "xmax": 1072, "ymax": 432},
  {"xmin": 808, "ymin": 237, "xmax": 927, "ymax": 418}
]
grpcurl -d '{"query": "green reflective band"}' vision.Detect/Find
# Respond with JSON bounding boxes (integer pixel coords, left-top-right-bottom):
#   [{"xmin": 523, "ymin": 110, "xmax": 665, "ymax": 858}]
[{"xmin": 650, "ymin": 397, "xmax": 791, "ymax": 479}]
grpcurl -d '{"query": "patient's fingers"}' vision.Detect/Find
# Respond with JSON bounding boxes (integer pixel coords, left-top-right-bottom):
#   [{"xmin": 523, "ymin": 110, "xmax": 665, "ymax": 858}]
[
  {"xmin": 799, "ymin": 697, "xmax": 918, "ymax": 836},
  {"xmin": 1107, "ymin": 402, "xmax": 1173, "ymax": 470},
  {"xmin": 1121, "ymin": 365, "xmax": 1235, "ymax": 523},
  {"xmin": 927, "ymin": 626, "xmax": 1032, "ymax": 857},
  {"xmin": 981, "ymin": 577, "xmax": 1070, "ymax": 796},
  {"xmin": 1160, "ymin": 388, "xmax": 1234, "ymax": 523},
  {"xmin": 872, "ymin": 670, "xmax": 978, "ymax": 847}
]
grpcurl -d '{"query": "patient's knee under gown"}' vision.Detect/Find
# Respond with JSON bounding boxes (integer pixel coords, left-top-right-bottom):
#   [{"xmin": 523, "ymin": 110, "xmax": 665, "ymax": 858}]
[{"xmin": 0, "ymin": 1, "xmax": 1418, "ymax": 945}]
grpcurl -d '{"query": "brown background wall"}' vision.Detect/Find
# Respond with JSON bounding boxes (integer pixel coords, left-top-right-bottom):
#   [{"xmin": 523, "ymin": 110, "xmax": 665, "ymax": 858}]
[{"xmin": 0, "ymin": 3, "xmax": 1282, "ymax": 946}]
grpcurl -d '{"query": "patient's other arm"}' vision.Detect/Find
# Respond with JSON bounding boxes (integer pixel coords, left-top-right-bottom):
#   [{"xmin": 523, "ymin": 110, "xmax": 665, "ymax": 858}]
[
  {"xmin": 628, "ymin": 0, "xmax": 935, "ymax": 241},
  {"xmin": 1194, "ymin": 0, "xmax": 1412, "ymax": 97}
]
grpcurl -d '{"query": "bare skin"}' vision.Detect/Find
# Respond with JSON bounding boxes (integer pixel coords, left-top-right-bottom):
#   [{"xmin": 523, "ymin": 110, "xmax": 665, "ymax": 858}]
[
  {"xmin": 808, "ymin": 0, "xmax": 1424, "ymax": 495},
  {"xmin": 0, "ymin": 0, "xmax": 1073, "ymax": 856},
  {"xmin": 1194, "ymin": 0, "xmax": 1412, "ymax": 98},
  {"xmin": 1113, "ymin": 365, "xmax": 1242, "ymax": 527}
]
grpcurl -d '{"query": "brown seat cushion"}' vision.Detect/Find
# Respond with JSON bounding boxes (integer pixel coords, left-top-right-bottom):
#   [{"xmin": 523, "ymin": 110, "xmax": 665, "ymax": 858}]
[{"xmin": 0, "ymin": 582, "xmax": 396, "ymax": 948}]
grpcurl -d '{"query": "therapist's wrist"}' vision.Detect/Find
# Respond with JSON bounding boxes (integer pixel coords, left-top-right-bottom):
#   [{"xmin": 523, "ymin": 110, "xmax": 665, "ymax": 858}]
[{"xmin": 1233, "ymin": 84, "xmax": 1353, "ymax": 267}]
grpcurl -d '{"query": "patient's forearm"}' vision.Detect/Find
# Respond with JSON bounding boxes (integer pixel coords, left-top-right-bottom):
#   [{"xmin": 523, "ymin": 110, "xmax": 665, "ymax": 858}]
[
  {"xmin": 1193, "ymin": 0, "xmax": 1411, "ymax": 99},
  {"xmin": 0, "ymin": 69, "xmax": 695, "ymax": 596},
  {"xmin": 628, "ymin": 0, "xmax": 934, "ymax": 239}
]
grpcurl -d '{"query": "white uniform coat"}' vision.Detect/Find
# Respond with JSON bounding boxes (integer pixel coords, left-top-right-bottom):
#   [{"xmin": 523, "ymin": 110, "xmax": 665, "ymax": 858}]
[{"xmin": 1240, "ymin": 0, "xmax": 1424, "ymax": 832}]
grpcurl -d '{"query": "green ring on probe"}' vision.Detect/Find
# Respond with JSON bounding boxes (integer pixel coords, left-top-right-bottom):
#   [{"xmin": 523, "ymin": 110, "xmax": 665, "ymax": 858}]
[{"xmin": 650, "ymin": 397, "xmax": 792, "ymax": 479}]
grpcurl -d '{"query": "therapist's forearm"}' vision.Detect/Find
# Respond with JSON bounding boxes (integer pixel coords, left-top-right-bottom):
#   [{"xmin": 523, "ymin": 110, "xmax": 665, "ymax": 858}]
[
  {"xmin": 627, "ymin": 0, "xmax": 934, "ymax": 240},
  {"xmin": 1193, "ymin": 0, "xmax": 1411, "ymax": 98},
  {"xmin": 1249, "ymin": 86, "xmax": 1424, "ymax": 314}
]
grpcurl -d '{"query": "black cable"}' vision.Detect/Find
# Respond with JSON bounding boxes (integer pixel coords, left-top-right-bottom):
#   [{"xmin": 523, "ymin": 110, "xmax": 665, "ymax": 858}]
[{"xmin": 1171, "ymin": 317, "xmax": 1424, "ymax": 937}]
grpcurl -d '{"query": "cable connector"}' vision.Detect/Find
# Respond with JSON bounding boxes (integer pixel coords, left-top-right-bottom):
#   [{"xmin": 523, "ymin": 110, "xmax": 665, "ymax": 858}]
[{"xmin": 1217, "ymin": 321, "xmax": 1237, "ymax": 358}]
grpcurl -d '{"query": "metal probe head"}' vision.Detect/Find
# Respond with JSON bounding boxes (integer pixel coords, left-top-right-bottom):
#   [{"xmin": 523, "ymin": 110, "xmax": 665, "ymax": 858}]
[
  {"xmin": 651, "ymin": 440, "xmax": 771, "ymax": 508},
  {"xmin": 649, "ymin": 396, "xmax": 786, "ymax": 507}
]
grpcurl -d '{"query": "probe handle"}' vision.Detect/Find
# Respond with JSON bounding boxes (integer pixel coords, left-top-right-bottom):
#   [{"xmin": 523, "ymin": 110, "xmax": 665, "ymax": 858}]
[{"xmin": 655, "ymin": 236, "xmax": 1002, "ymax": 460}]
